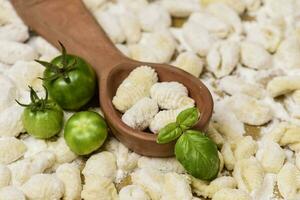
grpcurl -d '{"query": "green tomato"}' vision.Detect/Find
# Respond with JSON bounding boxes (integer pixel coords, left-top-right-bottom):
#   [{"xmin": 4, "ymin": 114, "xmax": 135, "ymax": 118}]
[
  {"xmin": 39, "ymin": 43, "xmax": 96, "ymax": 110},
  {"xmin": 23, "ymin": 102, "xmax": 63, "ymax": 139},
  {"xmin": 17, "ymin": 86, "xmax": 63, "ymax": 139},
  {"xmin": 175, "ymin": 130, "xmax": 220, "ymax": 181},
  {"xmin": 64, "ymin": 111, "xmax": 108, "ymax": 155}
]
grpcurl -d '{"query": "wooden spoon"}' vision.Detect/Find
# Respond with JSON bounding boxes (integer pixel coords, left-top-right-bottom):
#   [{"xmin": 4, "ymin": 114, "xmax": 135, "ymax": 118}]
[{"xmin": 11, "ymin": 0, "xmax": 213, "ymax": 157}]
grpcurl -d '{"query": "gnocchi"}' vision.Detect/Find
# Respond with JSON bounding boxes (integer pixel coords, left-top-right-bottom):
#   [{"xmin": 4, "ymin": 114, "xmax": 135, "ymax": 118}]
[
  {"xmin": 0, "ymin": 137, "xmax": 26, "ymax": 165},
  {"xmin": 119, "ymin": 185, "xmax": 150, "ymax": 200}
]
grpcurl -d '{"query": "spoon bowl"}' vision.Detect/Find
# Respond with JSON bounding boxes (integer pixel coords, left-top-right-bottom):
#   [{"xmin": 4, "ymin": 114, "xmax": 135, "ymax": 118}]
[{"xmin": 12, "ymin": 0, "xmax": 213, "ymax": 157}]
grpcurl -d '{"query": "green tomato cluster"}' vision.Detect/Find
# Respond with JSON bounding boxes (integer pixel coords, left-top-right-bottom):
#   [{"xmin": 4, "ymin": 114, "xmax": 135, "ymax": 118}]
[{"xmin": 18, "ymin": 43, "xmax": 107, "ymax": 155}]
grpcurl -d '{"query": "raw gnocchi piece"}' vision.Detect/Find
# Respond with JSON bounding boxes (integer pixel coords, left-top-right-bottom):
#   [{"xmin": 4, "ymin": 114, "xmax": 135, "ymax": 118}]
[
  {"xmin": 219, "ymin": 76, "xmax": 265, "ymax": 99},
  {"xmin": 118, "ymin": 10, "xmax": 141, "ymax": 44},
  {"xmin": 7, "ymin": 60, "xmax": 44, "ymax": 90},
  {"xmin": 129, "ymin": 31, "xmax": 176, "ymax": 63},
  {"xmin": 23, "ymin": 136, "xmax": 48, "ymax": 158},
  {"xmin": 284, "ymin": 94, "xmax": 300, "ymax": 120},
  {"xmin": 274, "ymin": 37, "xmax": 300, "ymax": 69},
  {"xmin": 82, "ymin": 151, "xmax": 117, "ymax": 181},
  {"xmin": 161, "ymin": 173, "xmax": 192, "ymax": 200},
  {"xmin": 188, "ymin": 12, "xmax": 230, "ymax": 38},
  {"xmin": 233, "ymin": 136, "xmax": 258, "ymax": 160},
  {"xmin": 279, "ymin": 126, "xmax": 300, "ymax": 147},
  {"xmin": 172, "ymin": 51, "xmax": 204, "ymax": 77},
  {"xmin": 118, "ymin": 0, "xmax": 149, "ymax": 13},
  {"xmin": 207, "ymin": 3, "xmax": 242, "ymax": 34},
  {"xmin": 202, "ymin": 0, "xmax": 246, "ymax": 14},
  {"xmin": 233, "ymin": 157, "xmax": 264, "ymax": 193},
  {"xmin": 112, "ymin": 66, "xmax": 158, "ymax": 113},
  {"xmin": 212, "ymin": 188, "xmax": 251, "ymax": 200},
  {"xmin": 182, "ymin": 20, "xmax": 215, "ymax": 56},
  {"xmin": 0, "ymin": 103, "xmax": 24, "ymax": 137},
  {"xmin": 267, "ymin": 75, "xmax": 300, "ymax": 97},
  {"xmin": 228, "ymin": 94, "xmax": 273, "ymax": 125},
  {"xmin": 56, "ymin": 163, "xmax": 82, "ymax": 200},
  {"xmin": 256, "ymin": 141, "xmax": 285, "ymax": 173},
  {"xmin": 111, "ymin": 142, "xmax": 140, "ymax": 182},
  {"xmin": 81, "ymin": 176, "xmax": 118, "ymax": 200},
  {"xmin": 149, "ymin": 107, "xmax": 187, "ymax": 134},
  {"xmin": 94, "ymin": 10, "xmax": 125, "ymax": 43},
  {"xmin": 0, "ymin": 23, "xmax": 28, "ymax": 42},
  {"xmin": 0, "ymin": 165, "xmax": 10, "ymax": 188},
  {"xmin": 240, "ymin": 41, "xmax": 272, "ymax": 70},
  {"xmin": 244, "ymin": 22, "xmax": 282, "ymax": 53},
  {"xmin": 0, "ymin": 40, "xmax": 38, "ymax": 65},
  {"xmin": 192, "ymin": 176, "xmax": 237, "ymax": 198},
  {"xmin": 0, "ymin": 74, "xmax": 19, "ymax": 111},
  {"xmin": 47, "ymin": 137, "xmax": 77, "ymax": 165},
  {"xmin": 9, "ymin": 151, "xmax": 55, "ymax": 186},
  {"xmin": 119, "ymin": 185, "xmax": 150, "ymax": 200},
  {"xmin": 122, "ymin": 97, "xmax": 158, "ymax": 130},
  {"xmin": 138, "ymin": 4, "xmax": 171, "ymax": 32},
  {"xmin": 206, "ymin": 123, "xmax": 225, "ymax": 148},
  {"xmin": 82, "ymin": 0, "xmax": 107, "ymax": 12},
  {"xmin": 297, "ymin": 153, "xmax": 300, "ymax": 170},
  {"xmin": 160, "ymin": 0, "xmax": 201, "ymax": 17},
  {"xmin": 213, "ymin": 99, "xmax": 245, "ymax": 141},
  {"xmin": 21, "ymin": 174, "xmax": 64, "ymax": 200},
  {"xmin": 137, "ymin": 157, "xmax": 185, "ymax": 173},
  {"xmin": 261, "ymin": 122, "xmax": 288, "ymax": 143},
  {"xmin": 131, "ymin": 168, "xmax": 165, "ymax": 200},
  {"xmin": 252, "ymin": 173, "xmax": 277, "ymax": 200},
  {"xmin": 0, "ymin": 137, "xmax": 26, "ymax": 164},
  {"xmin": 0, "ymin": 186, "xmax": 25, "ymax": 200},
  {"xmin": 277, "ymin": 163, "xmax": 300, "ymax": 200},
  {"xmin": 150, "ymin": 82, "xmax": 194, "ymax": 110},
  {"xmin": 292, "ymin": 90, "xmax": 300, "ymax": 104},
  {"xmin": 221, "ymin": 142, "xmax": 235, "ymax": 171},
  {"xmin": 206, "ymin": 41, "xmax": 239, "ymax": 78},
  {"xmin": 28, "ymin": 36, "xmax": 59, "ymax": 58}
]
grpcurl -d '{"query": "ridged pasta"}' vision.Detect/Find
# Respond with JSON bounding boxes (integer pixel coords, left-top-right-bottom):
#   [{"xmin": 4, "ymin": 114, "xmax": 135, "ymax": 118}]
[
  {"xmin": 206, "ymin": 41, "xmax": 239, "ymax": 78},
  {"xmin": 122, "ymin": 97, "xmax": 159, "ymax": 130},
  {"xmin": 241, "ymin": 41, "xmax": 272, "ymax": 70},
  {"xmin": 119, "ymin": 185, "xmax": 150, "ymax": 200},
  {"xmin": 221, "ymin": 142, "xmax": 235, "ymax": 171},
  {"xmin": 172, "ymin": 51, "xmax": 204, "ymax": 77},
  {"xmin": 277, "ymin": 163, "xmax": 300, "ymax": 200},
  {"xmin": 0, "ymin": 137, "xmax": 26, "ymax": 165},
  {"xmin": 256, "ymin": 141, "xmax": 285, "ymax": 173},
  {"xmin": 212, "ymin": 188, "xmax": 251, "ymax": 200},
  {"xmin": 0, "ymin": 186, "xmax": 25, "ymax": 200},
  {"xmin": 0, "ymin": 165, "xmax": 10, "ymax": 188},
  {"xmin": 161, "ymin": 173, "xmax": 193, "ymax": 200},
  {"xmin": 233, "ymin": 157, "xmax": 264, "ymax": 192},
  {"xmin": 267, "ymin": 75, "xmax": 300, "ymax": 97},
  {"xmin": 228, "ymin": 94, "xmax": 272, "ymax": 126},
  {"xmin": 113, "ymin": 66, "xmax": 158, "ymax": 113},
  {"xmin": 150, "ymin": 82, "xmax": 194, "ymax": 110},
  {"xmin": 149, "ymin": 107, "xmax": 189, "ymax": 134},
  {"xmin": 234, "ymin": 136, "xmax": 258, "ymax": 160}
]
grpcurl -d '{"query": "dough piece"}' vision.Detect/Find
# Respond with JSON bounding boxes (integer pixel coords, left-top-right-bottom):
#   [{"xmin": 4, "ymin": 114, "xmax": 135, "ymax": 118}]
[
  {"xmin": 82, "ymin": 151, "xmax": 117, "ymax": 181},
  {"xmin": 212, "ymin": 188, "xmax": 251, "ymax": 200},
  {"xmin": 150, "ymin": 82, "xmax": 194, "ymax": 110},
  {"xmin": 112, "ymin": 66, "xmax": 158, "ymax": 113},
  {"xmin": 267, "ymin": 75, "xmax": 300, "ymax": 97},
  {"xmin": 0, "ymin": 40, "xmax": 38, "ymax": 65},
  {"xmin": 122, "ymin": 97, "xmax": 158, "ymax": 130},
  {"xmin": 119, "ymin": 185, "xmax": 150, "ymax": 200},
  {"xmin": 0, "ymin": 186, "xmax": 25, "ymax": 200},
  {"xmin": 0, "ymin": 137, "xmax": 26, "ymax": 164},
  {"xmin": 172, "ymin": 52, "xmax": 204, "ymax": 77},
  {"xmin": 240, "ymin": 41, "xmax": 272, "ymax": 70},
  {"xmin": 21, "ymin": 174, "xmax": 64, "ymax": 200},
  {"xmin": 56, "ymin": 163, "xmax": 82, "ymax": 200},
  {"xmin": 137, "ymin": 157, "xmax": 185, "ymax": 173},
  {"xmin": 0, "ymin": 165, "xmax": 10, "ymax": 188},
  {"xmin": 206, "ymin": 41, "xmax": 239, "ymax": 78}
]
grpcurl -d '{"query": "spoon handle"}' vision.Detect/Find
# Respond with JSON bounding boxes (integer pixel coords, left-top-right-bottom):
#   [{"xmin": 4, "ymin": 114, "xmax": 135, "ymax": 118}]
[{"xmin": 11, "ymin": 0, "xmax": 126, "ymax": 74}]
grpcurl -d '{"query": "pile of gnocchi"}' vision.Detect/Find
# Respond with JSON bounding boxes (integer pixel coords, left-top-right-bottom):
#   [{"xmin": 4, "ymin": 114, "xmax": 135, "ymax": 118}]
[
  {"xmin": 113, "ymin": 65, "xmax": 195, "ymax": 133},
  {"xmin": 1, "ymin": 0, "xmax": 300, "ymax": 199}
]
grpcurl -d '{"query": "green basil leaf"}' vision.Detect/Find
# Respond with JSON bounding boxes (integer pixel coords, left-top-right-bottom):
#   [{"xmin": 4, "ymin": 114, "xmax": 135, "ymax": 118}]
[
  {"xmin": 175, "ymin": 130, "xmax": 219, "ymax": 181},
  {"xmin": 176, "ymin": 107, "xmax": 199, "ymax": 130},
  {"xmin": 157, "ymin": 122, "xmax": 183, "ymax": 144}
]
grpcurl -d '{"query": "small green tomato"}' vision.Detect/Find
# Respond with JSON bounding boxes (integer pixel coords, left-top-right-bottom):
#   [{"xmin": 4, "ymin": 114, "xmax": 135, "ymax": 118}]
[{"xmin": 64, "ymin": 111, "xmax": 108, "ymax": 155}]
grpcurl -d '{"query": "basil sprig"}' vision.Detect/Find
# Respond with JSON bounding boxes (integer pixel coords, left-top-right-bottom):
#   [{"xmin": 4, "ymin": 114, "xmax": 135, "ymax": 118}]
[
  {"xmin": 157, "ymin": 107, "xmax": 199, "ymax": 144},
  {"xmin": 156, "ymin": 107, "xmax": 220, "ymax": 181}
]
